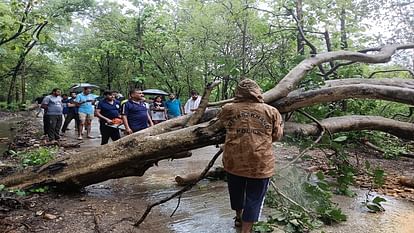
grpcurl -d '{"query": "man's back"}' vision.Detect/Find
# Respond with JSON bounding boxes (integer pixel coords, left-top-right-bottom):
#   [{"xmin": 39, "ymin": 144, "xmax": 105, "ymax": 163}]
[{"xmin": 218, "ymin": 101, "xmax": 283, "ymax": 178}]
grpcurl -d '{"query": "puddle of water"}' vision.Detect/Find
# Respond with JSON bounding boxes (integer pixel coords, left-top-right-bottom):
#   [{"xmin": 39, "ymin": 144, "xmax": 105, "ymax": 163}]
[
  {"xmin": 322, "ymin": 190, "xmax": 414, "ymax": 233},
  {"xmin": 83, "ymin": 145, "xmax": 414, "ymax": 233}
]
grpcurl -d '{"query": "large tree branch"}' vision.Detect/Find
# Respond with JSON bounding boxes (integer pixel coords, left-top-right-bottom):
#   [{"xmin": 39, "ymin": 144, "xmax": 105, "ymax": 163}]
[
  {"xmin": 273, "ymin": 83, "xmax": 414, "ymax": 113},
  {"xmin": 263, "ymin": 43, "xmax": 414, "ymax": 103},
  {"xmin": 368, "ymin": 69, "xmax": 414, "ymax": 78},
  {"xmin": 284, "ymin": 115, "xmax": 414, "ymax": 140}
]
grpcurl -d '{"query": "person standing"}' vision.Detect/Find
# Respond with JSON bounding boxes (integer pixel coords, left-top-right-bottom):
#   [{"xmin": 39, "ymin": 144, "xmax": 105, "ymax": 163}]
[
  {"xmin": 95, "ymin": 90, "xmax": 121, "ymax": 145},
  {"xmin": 121, "ymin": 89, "xmax": 153, "ymax": 134},
  {"xmin": 61, "ymin": 94, "xmax": 69, "ymax": 120},
  {"xmin": 165, "ymin": 93, "xmax": 183, "ymax": 119},
  {"xmin": 41, "ymin": 88, "xmax": 63, "ymax": 142},
  {"xmin": 61, "ymin": 92, "xmax": 80, "ymax": 136},
  {"xmin": 217, "ymin": 79, "xmax": 284, "ymax": 233},
  {"xmin": 150, "ymin": 95, "xmax": 167, "ymax": 124},
  {"xmin": 184, "ymin": 90, "xmax": 201, "ymax": 115},
  {"xmin": 75, "ymin": 87, "xmax": 96, "ymax": 140}
]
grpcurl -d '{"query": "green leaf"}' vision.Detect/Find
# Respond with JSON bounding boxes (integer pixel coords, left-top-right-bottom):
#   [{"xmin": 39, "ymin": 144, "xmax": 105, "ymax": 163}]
[
  {"xmin": 0, "ymin": 184, "xmax": 5, "ymax": 191},
  {"xmin": 372, "ymin": 196, "xmax": 386, "ymax": 205},
  {"xmin": 316, "ymin": 171, "xmax": 325, "ymax": 180},
  {"xmin": 333, "ymin": 136, "xmax": 347, "ymax": 142},
  {"xmin": 364, "ymin": 160, "xmax": 371, "ymax": 170}
]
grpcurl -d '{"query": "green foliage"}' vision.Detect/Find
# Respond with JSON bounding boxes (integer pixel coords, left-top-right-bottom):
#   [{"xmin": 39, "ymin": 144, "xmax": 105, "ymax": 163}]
[
  {"xmin": 17, "ymin": 146, "xmax": 57, "ymax": 167},
  {"xmin": 28, "ymin": 186, "xmax": 49, "ymax": 193},
  {"xmin": 257, "ymin": 168, "xmax": 346, "ymax": 233},
  {"xmin": 364, "ymin": 196, "xmax": 387, "ymax": 213}
]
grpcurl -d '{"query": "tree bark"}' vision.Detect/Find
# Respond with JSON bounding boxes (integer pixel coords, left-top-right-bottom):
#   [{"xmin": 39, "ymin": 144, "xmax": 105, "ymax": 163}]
[
  {"xmin": 296, "ymin": 0, "xmax": 304, "ymax": 55},
  {"xmin": 273, "ymin": 82, "xmax": 414, "ymax": 113},
  {"xmin": 262, "ymin": 43, "xmax": 414, "ymax": 103},
  {"xmin": 284, "ymin": 115, "xmax": 414, "ymax": 140}
]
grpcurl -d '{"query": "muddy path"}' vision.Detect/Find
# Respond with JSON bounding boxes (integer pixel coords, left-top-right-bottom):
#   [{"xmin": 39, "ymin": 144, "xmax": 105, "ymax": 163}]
[{"xmin": 1, "ymin": 112, "xmax": 414, "ymax": 233}]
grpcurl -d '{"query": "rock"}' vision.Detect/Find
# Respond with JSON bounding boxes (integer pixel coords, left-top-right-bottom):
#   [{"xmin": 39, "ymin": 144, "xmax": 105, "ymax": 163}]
[
  {"xmin": 83, "ymin": 212, "xmax": 92, "ymax": 216},
  {"xmin": 404, "ymin": 188, "xmax": 414, "ymax": 193},
  {"xmin": 43, "ymin": 213, "xmax": 57, "ymax": 220},
  {"xmin": 79, "ymin": 197, "xmax": 86, "ymax": 202},
  {"xmin": 399, "ymin": 176, "xmax": 414, "ymax": 188},
  {"xmin": 35, "ymin": 210, "xmax": 44, "ymax": 216}
]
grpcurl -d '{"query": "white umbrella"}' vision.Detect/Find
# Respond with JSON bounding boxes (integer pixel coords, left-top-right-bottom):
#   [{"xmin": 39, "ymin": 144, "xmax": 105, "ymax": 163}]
[
  {"xmin": 69, "ymin": 83, "xmax": 100, "ymax": 93},
  {"xmin": 142, "ymin": 89, "xmax": 169, "ymax": 96}
]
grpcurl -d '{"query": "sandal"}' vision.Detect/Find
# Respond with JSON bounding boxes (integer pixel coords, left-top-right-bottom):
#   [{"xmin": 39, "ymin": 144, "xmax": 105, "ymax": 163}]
[{"xmin": 234, "ymin": 216, "xmax": 242, "ymax": 228}]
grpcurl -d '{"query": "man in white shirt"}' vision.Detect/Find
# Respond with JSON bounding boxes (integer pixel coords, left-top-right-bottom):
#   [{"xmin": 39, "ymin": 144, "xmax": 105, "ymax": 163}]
[{"xmin": 184, "ymin": 90, "xmax": 201, "ymax": 115}]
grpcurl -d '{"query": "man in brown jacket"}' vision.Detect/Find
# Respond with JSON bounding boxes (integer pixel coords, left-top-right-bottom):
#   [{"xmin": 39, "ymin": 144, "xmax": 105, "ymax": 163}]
[{"xmin": 217, "ymin": 78, "xmax": 283, "ymax": 233}]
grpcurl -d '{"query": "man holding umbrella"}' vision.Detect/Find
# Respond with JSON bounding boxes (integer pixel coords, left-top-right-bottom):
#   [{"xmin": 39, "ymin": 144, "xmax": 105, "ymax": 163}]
[{"xmin": 75, "ymin": 87, "xmax": 96, "ymax": 140}]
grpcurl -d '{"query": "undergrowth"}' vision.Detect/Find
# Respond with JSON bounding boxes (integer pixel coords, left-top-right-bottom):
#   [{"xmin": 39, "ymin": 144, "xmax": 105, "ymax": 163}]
[{"xmin": 254, "ymin": 133, "xmax": 387, "ymax": 233}]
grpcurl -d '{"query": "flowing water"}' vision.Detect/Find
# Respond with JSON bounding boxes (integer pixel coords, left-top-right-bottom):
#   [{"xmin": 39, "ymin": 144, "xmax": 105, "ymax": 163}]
[{"xmin": 84, "ymin": 146, "xmax": 414, "ymax": 233}]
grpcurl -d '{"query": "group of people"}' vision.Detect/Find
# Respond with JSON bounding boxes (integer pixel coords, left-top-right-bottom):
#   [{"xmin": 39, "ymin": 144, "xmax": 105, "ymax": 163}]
[
  {"xmin": 39, "ymin": 87, "xmax": 203, "ymax": 145},
  {"xmin": 40, "ymin": 79, "xmax": 284, "ymax": 233}
]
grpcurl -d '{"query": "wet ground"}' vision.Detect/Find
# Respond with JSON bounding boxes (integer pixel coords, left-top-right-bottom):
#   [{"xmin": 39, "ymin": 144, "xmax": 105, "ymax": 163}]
[{"xmin": 1, "ymin": 114, "xmax": 414, "ymax": 232}]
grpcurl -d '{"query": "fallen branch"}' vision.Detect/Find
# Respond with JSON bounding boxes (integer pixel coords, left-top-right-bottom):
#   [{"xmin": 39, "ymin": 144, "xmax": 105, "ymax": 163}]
[
  {"xmin": 284, "ymin": 115, "xmax": 414, "ymax": 140},
  {"xmin": 187, "ymin": 81, "xmax": 221, "ymax": 126},
  {"xmin": 368, "ymin": 69, "xmax": 414, "ymax": 78},
  {"xmin": 269, "ymin": 180, "xmax": 313, "ymax": 215},
  {"xmin": 273, "ymin": 83, "xmax": 414, "ymax": 113},
  {"xmin": 134, "ymin": 148, "xmax": 223, "ymax": 226},
  {"xmin": 263, "ymin": 43, "xmax": 414, "ymax": 103},
  {"xmin": 362, "ymin": 140, "xmax": 414, "ymax": 159},
  {"xmin": 280, "ymin": 110, "xmax": 325, "ymax": 170}
]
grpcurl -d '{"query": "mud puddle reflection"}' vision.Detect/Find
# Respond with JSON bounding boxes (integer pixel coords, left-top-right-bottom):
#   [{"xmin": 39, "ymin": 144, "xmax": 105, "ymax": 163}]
[{"xmin": 84, "ymin": 146, "xmax": 414, "ymax": 233}]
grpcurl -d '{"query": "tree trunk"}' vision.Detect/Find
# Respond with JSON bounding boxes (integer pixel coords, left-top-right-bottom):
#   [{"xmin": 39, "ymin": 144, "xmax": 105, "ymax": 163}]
[
  {"xmin": 21, "ymin": 61, "xmax": 26, "ymax": 104},
  {"xmin": 340, "ymin": 8, "xmax": 348, "ymax": 50},
  {"xmin": 296, "ymin": 0, "xmax": 304, "ymax": 55},
  {"xmin": 2, "ymin": 44, "xmax": 414, "ymax": 190}
]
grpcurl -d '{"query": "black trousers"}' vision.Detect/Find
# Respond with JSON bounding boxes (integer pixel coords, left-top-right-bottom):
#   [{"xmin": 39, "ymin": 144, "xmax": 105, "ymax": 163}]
[
  {"xmin": 43, "ymin": 114, "xmax": 49, "ymax": 135},
  {"xmin": 227, "ymin": 172, "xmax": 269, "ymax": 222},
  {"xmin": 47, "ymin": 115, "xmax": 63, "ymax": 141},
  {"xmin": 99, "ymin": 123, "xmax": 121, "ymax": 145},
  {"xmin": 61, "ymin": 112, "xmax": 80, "ymax": 133}
]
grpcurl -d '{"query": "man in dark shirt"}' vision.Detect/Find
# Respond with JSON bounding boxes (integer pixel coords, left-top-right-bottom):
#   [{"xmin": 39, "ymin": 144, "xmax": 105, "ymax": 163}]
[
  {"xmin": 95, "ymin": 90, "xmax": 121, "ymax": 145},
  {"xmin": 121, "ymin": 89, "xmax": 153, "ymax": 134},
  {"xmin": 61, "ymin": 92, "xmax": 80, "ymax": 136}
]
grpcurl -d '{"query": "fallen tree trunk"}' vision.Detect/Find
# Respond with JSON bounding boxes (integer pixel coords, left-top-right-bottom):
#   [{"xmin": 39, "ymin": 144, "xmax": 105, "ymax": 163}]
[
  {"xmin": 2, "ymin": 115, "xmax": 413, "ymax": 190},
  {"xmin": 2, "ymin": 44, "xmax": 414, "ymax": 190},
  {"xmin": 0, "ymin": 120, "xmax": 225, "ymax": 190}
]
